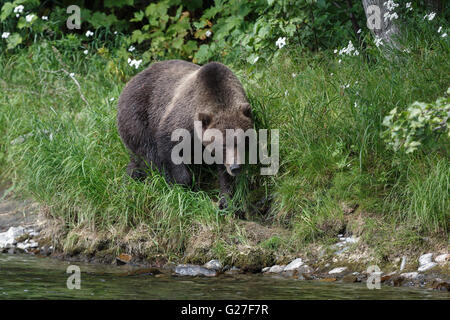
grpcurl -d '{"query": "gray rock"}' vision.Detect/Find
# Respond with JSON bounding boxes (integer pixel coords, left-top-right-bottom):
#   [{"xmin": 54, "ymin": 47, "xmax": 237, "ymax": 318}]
[
  {"xmin": 267, "ymin": 265, "xmax": 285, "ymax": 273},
  {"xmin": 174, "ymin": 264, "xmax": 217, "ymax": 277},
  {"xmin": 400, "ymin": 272, "xmax": 419, "ymax": 280},
  {"xmin": 400, "ymin": 256, "xmax": 407, "ymax": 271},
  {"xmin": 16, "ymin": 239, "xmax": 39, "ymax": 250},
  {"xmin": 435, "ymin": 254, "xmax": 449, "ymax": 263},
  {"xmin": 418, "ymin": 262, "xmax": 437, "ymax": 272},
  {"xmin": 418, "ymin": 253, "xmax": 433, "ymax": 266},
  {"xmin": 328, "ymin": 267, "xmax": 347, "ymax": 274},
  {"xmin": 203, "ymin": 259, "xmax": 222, "ymax": 271},
  {"xmin": 297, "ymin": 265, "xmax": 313, "ymax": 274},
  {"xmin": 224, "ymin": 267, "xmax": 241, "ymax": 275},
  {"xmin": 0, "ymin": 226, "xmax": 25, "ymax": 249},
  {"xmin": 284, "ymin": 258, "xmax": 303, "ymax": 271}
]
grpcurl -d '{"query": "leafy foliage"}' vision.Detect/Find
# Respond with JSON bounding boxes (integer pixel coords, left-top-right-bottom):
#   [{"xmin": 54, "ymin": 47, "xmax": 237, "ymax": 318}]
[{"xmin": 382, "ymin": 88, "xmax": 450, "ymax": 153}]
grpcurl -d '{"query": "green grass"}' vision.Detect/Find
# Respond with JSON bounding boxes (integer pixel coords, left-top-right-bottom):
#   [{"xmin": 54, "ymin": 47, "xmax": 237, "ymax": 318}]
[{"xmin": 0, "ymin": 28, "xmax": 449, "ymax": 266}]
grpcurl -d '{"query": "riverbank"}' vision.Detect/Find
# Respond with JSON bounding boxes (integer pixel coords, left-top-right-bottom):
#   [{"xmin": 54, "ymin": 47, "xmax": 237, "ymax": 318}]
[
  {"xmin": 1, "ymin": 35, "xmax": 449, "ymax": 296},
  {"xmin": 1, "ymin": 186, "xmax": 448, "ymax": 293}
]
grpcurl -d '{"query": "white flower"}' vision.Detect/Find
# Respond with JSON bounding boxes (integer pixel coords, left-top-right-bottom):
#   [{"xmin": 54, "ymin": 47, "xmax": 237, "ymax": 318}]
[
  {"xmin": 205, "ymin": 30, "xmax": 212, "ymax": 37},
  {"xmin": 292, "ymin": 73, "xmax": 296, "ymax": 78},
  {"xmin": 25, "ymin": 14, "xmax": 34, "ymax": 22},
  {"xmin": 442, "ymin": 33, "xmax": 447, "ymax": 38},
  {"xmin": 83, "ymin": 49, "xmax": 88, "ymax": 55},
  {"xmin": 383, "ymin": 0, "xmax": 398, "ymax": 11},
  {"xmin": 437, "ymin": 26, "xmax": 442, "ymax": 33},
  {"xmin": 16, "ymin": 14, "xmax": 19, "ymax": 18},
  {"xmin": 2, "ymin": 32, "xmax": 10, "ymax": 39},
  {"xmin": 330, "ymin": 73, "xmax": 334, "ymax": 76},
  {"xmin": 357, "ymin": 29, "xmax": 362, "ymax": 34},
  {"xmin": 354, "ymin": 50, "xmax": 359, "ymax": 56},
  {"xmin": 338, "ymin": 59, "xmax": 342, "ymax": 64},
  {"xmin": 253, "ymin": 56, "xmax": 259, "ymax": 64},
  {"xmin": 41, "ymin": 16, "xmax": 48, "ymax": 21},
  {"xmin": 14, "ymin": 5, "xmax": 24, "ymax": 13},
  {"xmin": 284, "ymin": 90, "xmax": 288, "ymax": 97},
  {"xmin": 133, "ymin": 59, "xmax": 142, "ymax": 69},
  {"xmin": 128, "ymin": 58, "xmax": 142, "ymax": 69},
  {"xmin": 338, "ymin": 40, "xmax": 356, "ymax": 56},
  {"xmin": 424, "ymin": 12, "xmax": 436, "ymax": 21},
  {"xmin": 114, "ymin": 31, "xmax": 118, "ymax": 35},
  {"xmin": 85, "ymin": 30, "xmax": 94, "ymax": 37},
  {"xmin": 384, "ymin": 12, "xmax": 398, "ymax": 22},
  {"xmin": 374, "ymin": 36, "xmax": 383, "ymax": 47},
  {"xmin": 275, "ymin": 37, "xmax": 286, "ymax": 49},
  {"xmin": 128, "ymin": 46, "xmax": 135, "ymax": 52},
  {"xmin": 69, "ymin": 73, "xmax": 75, "ymax": 77},
  {"xmin": 334, "ymin": 49, "xmax": 338, "ymax": 54},
  {"xmin": 109, "ymin": 97, "xmax": 115, "ymax": 101},
  {"xmin": 390, "ymin": 12, "xmax": 398, "ymax": 20},
  {"xmin": 406, "ymin": 2, "xmax": 411, "ymax": 9}
]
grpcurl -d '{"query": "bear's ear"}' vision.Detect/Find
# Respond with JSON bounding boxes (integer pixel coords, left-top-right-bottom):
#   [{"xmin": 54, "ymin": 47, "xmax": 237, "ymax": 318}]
[
  {"xmin": 240, "ymin": 103, "xmax": 252, "ymax": 118},
  {"xmin": 196, "ymin": 112, "xmax": 213, "ymax": 128}
]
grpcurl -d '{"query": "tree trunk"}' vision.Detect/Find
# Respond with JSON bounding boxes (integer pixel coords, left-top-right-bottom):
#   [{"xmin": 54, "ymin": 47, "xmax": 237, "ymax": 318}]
[
  {"xmin": 427, "ymin": 0, "xmax": 443, "ymax": 14},
  {"xmin": 361, "ymin": 0, "xmax": 401, "ymax": 50}
]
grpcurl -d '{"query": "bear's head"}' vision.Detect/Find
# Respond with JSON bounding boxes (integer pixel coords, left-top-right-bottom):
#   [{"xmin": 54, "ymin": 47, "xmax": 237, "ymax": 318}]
[{"xmin": 195, "ymin": 103, "xmax": 253, "ymax": 176}]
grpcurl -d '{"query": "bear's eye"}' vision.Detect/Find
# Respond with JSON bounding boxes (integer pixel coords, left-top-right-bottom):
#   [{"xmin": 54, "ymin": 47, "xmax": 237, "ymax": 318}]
[
  {"xmin": 197, "ymin": 112, "xmax": 212, "ymax": 127},
  {"xmin": 242, "ymin": 104, "xmax": 251, "ymax": 118}
]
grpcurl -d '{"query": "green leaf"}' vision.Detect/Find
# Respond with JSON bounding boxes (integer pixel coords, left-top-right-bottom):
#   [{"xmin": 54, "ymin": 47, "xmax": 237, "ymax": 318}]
[
  {"xmin": 130, "ymin": 11, "xmax": 144, "ymax": 22},
  {"xmin": 104, "ymin": 0, "xmax": 134, "ymax": 8},
  {"xmin": 6, "ymin": 33, "xmax": 22, "ymax": 50},
  {"xmin": 0, "ymin": 2, "xmax": 14, "ymax": 21},
  {"xmin": 88, "ymin": 12, "xmax": 119, "ymax": 28}
]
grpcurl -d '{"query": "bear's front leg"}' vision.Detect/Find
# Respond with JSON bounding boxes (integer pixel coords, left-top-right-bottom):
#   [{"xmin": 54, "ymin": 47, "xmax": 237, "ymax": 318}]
[
  {"xmin": 156, "ymin": 129, "xmax": 192, "ymax": 186},
  {"xmin": 217, "ymin": 164, "xmax": 234, "ymax": 209},
  {"xmin": 169, "ymin": 162, "xmax": 192, "ymax": 186}
]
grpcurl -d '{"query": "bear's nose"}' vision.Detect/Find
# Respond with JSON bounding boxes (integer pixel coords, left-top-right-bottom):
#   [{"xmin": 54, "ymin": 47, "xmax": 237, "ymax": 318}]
[{"xmin": 230, "ymin": 164, "xmax": 241, "ymax": 176}]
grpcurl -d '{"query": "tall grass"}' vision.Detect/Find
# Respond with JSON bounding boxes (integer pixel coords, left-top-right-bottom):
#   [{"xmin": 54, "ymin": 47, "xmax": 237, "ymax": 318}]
[{"xmin": 0, "ymin": 25, "xmax": 448, "ymax": 261}]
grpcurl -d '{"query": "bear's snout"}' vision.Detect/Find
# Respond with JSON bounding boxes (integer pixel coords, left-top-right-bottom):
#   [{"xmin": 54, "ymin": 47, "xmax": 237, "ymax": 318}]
[{"xmin": 228, "ymin": 163, "xmax": 241, "ymax": 176}]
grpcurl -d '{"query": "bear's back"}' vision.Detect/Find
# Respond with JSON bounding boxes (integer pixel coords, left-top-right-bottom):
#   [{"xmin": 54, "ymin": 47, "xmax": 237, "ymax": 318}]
[{"xmin": 117, "ymin": 60, "xmax": 200, "ymax": 133}]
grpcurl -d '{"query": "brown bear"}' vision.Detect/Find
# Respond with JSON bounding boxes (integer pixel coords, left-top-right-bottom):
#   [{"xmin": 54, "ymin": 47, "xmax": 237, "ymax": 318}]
[{"xmin": 117, "ymin": 59, "xmax": 253, "ymax": 208}]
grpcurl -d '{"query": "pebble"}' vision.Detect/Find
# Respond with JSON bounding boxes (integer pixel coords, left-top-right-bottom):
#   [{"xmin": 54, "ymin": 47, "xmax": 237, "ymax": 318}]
[
  {"xmin": 224, "ymin": 267, "xmax": 241, "ymax": 275},
  {"xmin": 399, "ymin": 256, "xmax": 407, "ymax": 271},
  {"xmin": 435, "ymin": 254, "xmax": 449, "ymax": 263},
  {"xmin": 267, "ymin": 265, "xmax": 285, "ymax": 273},
  {"xmin": 418, "ymin": 253, "xmax": 433, "ymax": 266},
  {"xmin": 400, "ymin": 272, "xmax": 419, "ymax": 280},
  {"xmin": 296, "ymin": 265, "xmax": 313, "ymax": 274},
  {"xmin": 328, "ymin": 267, "xmax": 347, "ymax": 274},
  {"xmin": 284, "ymin": 258, "xmax": 304, "ymax": 271},
  {"xmin": 0, "ymin": 227, "xmax": 25, "ymax": 248},
  {"xmin": 203, "ymin": 259, "xmax": 222, "ymax": 271},
  {"xmin": 418, "ymin": 262, "xmax": 437, "ymax": 272},
  {"xmin": 16, "ymin": 240, "xmax": 38, "ymax": 250},
  {"xmin": 174, "ymin": 264, "xmax": 217, "ymax": 277}
]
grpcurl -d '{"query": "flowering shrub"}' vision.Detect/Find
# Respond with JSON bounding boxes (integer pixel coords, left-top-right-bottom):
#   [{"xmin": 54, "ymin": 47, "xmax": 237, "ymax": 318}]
[
  {"xmin": 0, "ymin": 0, "xmax": 447, "ymax": 69},
  {"xmin": 382, "ymin": 88, "xmax": 450, "ymax": 154}
]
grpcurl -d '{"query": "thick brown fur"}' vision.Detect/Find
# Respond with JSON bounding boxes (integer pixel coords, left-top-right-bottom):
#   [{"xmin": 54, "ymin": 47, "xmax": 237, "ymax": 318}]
[{"xmin": 117, "ymin": 60, "xmax": 253, "ymax": 207}]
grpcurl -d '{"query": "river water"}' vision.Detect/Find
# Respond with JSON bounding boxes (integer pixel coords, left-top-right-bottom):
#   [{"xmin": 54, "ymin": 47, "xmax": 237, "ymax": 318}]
[{"xmin": 0, "ymin": 254, "xmax": 448, "ymax": 299}]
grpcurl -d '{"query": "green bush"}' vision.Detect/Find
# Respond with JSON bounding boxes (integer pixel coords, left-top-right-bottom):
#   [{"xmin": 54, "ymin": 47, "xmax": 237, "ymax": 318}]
[{"xmin": 382, "ymin": 88, "xmax": 450, "ymax": 154}]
